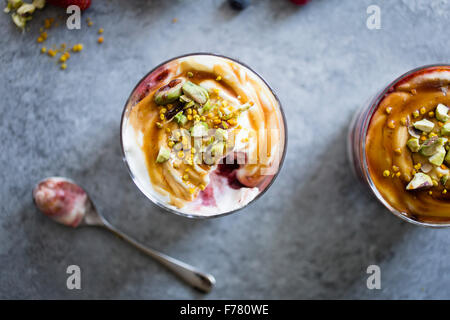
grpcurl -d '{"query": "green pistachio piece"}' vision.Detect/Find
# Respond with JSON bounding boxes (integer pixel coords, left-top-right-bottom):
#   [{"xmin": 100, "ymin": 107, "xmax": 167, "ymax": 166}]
[
  {"xmin": 182, "ymin": 81, "xmax": 209, "ymax": 105},
  {"xmin": 11, "ymin": 13, "xmax": 26, "ymax": 29},
  {"xmin": 413, "ymin": 119, "xmax": 435, "ymax": 133},
  {"xmin": 211, "ymin": 142, "xmax": 224, "ymax": 156},
  {"xmin": 184, "ymin": 101, "xmax": 195, "ymax": 109},
  {"xmin": 156, "ymin": 146, "xmax": 170, "ymax": 163},
  {"xmin": 32, "ymin": 0, "xmax": 45, "ymax": 10},
  {"xmin": 154, "ymin": 79, "xmax": 184, "ymax": 105},
  {"xmin": 238, "ymin": 102, "xmax": 253, "ymax": 112},
  {"xmin": 441, "ymin": 123, "xmax": 450, "ymax": 136},
  {"xmin": 174, "ymin": 111, "xmax": 187, "ymax": 126},
  {"xmin": 202, "ymin": 141, "xmax": 223, "ymax": 165},
  {"xmin": 214, "ymin": 128, "xmax": 228, "ymax": 142},
  {"xmin": 429, "ymin": 147, "xmax": 446, "ymax": 166},
  {"xmin": 191, "ymin": 122, "xmax": 209, "ymax": 137},
  {"xmin": 445, "ymin": 150, "xmax": 450, "ymax": 166},
  {"xmin": 17, "ymin": 3, "xmax": 35, "ymax": 17},
  {"xmin": 406, "ymin": 173, "xmax": 433, "ymax": 190},
  {"xmin": 5, "ymin": 0, "xmax": 23, "ymax": 12},
  {"xmin": 441, "ymin": 174, "xmax": 449, "ymax": 186},
  {"xmin": 419, "ymin": 137, "xmax": 447, "ymax": 156},
  {"xmin": 407, "ymin": 138, "xmax": 420, "ymax": 153},
  {"xmin": 436, "ymin": 103, "xmax": 450, "ymax": 122},
  {"xmin": 199, "ymin": 100, "xmax": 216, "ymax": 115},
  {"xmin": 179, "ymin": 95, "xmax": 192, "ymax": 103},
  {"xmin": 221, "ymin": 108, "xmax": 233, "ymax": 120}
]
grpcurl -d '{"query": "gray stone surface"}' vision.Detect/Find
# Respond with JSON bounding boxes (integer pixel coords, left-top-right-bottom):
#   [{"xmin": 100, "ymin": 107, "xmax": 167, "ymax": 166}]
[{"xmin": 1, "ymin": 0, "xmax": 449, "ymax": 299}]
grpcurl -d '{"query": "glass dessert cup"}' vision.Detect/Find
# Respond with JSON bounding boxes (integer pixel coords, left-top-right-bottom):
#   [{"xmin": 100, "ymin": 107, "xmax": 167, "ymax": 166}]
[
  {"xmin": 348, "ymin": 64, "xmax": 450, "ymax": 227},
  {"xmin": 120, "ymin": 53, "xmax": 287, "ymax": 219}
]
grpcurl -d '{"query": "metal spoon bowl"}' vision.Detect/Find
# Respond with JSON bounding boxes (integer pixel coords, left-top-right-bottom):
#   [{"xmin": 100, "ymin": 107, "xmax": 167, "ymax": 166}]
[{"xmin": 33, "ymin": 176, "xmax": 215, "ymax": 293}]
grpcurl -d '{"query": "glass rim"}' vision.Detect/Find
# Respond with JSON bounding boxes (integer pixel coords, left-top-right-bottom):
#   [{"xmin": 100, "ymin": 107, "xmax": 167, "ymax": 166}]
[
  {"xmin": 360, "ymin": 64, "xmax": 450, "ymax": 228},
  {"xmin": 119, "ymin": 52, "xmax": 288, "ymax": 219}
]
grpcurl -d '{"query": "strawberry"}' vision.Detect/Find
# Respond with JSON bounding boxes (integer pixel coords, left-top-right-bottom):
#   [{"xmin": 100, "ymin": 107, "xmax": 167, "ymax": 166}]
[{"xmin": 47, "ymin": 0, "xmax": 92, "ymax": 11}]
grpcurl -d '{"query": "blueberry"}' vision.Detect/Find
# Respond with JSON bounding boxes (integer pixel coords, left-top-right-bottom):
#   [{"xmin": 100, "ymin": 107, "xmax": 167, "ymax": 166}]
[{"xmin": 229, "ymin": 0, "xmax": 249, "ymax": 10}]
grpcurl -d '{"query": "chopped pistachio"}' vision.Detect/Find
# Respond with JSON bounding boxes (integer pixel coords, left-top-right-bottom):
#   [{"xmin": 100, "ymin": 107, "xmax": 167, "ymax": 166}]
[
  {"xmin": 179, "ymin": 95, "xmax": 192, "ymax": 103},
  {"xmin": 211, "ymin": 142, "xmax": 224, "ymax": 156},
  {"xmin": 413, "ymin": 119, "xmax": 434, "ymax": 132},
  {"xmin": 154, "ymin": 79, "xmax": 184, "ymax": 105},
  {"xmin": 32, "ymin": 0, "xmax": 45, "ymax": 9},
  {"xmin": 17, "ymin": 3, "xmax": 35, "ymax": 17},
  {"xmin": 174, "ymin": 111, "xmax": 187, "ymax": 126},
  {"xmin": 441, "ymin": 123, "xmax": 450, "ymax": 136},
  {"xmin": 436, "ymin": 103, "xmax": 450, "ymax": 122},
  {"xmin": 445, "ymin": 150, "xmax": 450, "ymax": 166},
  {"xmin": 11, "ymin": 13, "xmax": 26, "ymax": 29},
  {"xmin": 429, "ymin": 147, "xmax": 446, "ymax": 166},
  {"xmin": 441, "ymin": 174, "xmax": 449, "ymax": 186},
  {"xmin": 406, "ymin": 173, "xmax": 433, "ymax": 190},
  {"xmin": 407, "ymin": 138, "xmax": 420, "ymax": 152},
  {"xmin": 156, "ymin": 146, "xmax": 171, "ymax": 163},
  {"xmin": 419, "ymin": 137, "xmax": 447, "ymax": 156},
  {"xmin": 191, "ymin": 122, "xmax": 209, "ymax": 137},
  {"xmin": 182, "ymin": 81, "xmax": 209, "ymax": 105},
  {"xmin": 214, "ymin": 128, "xmax": 228, "ymax": 142}
]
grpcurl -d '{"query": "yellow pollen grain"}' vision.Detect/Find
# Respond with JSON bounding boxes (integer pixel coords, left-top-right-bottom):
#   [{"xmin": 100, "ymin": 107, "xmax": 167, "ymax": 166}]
[
  {"xmin": 383, "ymin": 170, "xmax": 391, "ymax": 177},
  {"xmin": 420, "ymin": 107, "xmax": 426, "ymax": 114},
  {"xmin": 387, "ymin": 120, "xmax": 396, "ymax": 129},
  {"xmin": 385, "ymin": 107, "xmax": 392, "ymax": 114}
]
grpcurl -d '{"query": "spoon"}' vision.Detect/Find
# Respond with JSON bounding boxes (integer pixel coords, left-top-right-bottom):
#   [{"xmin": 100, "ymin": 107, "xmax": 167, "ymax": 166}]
[{"xmin": 32, "ymin": 177, "xmax": 215, "ymax": 293}]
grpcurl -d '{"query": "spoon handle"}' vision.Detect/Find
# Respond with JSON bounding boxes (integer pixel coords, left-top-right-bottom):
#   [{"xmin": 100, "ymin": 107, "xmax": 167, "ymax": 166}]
[{"xmin": 101, "ymin": 221, "xmax": 215, "ymax": 293}]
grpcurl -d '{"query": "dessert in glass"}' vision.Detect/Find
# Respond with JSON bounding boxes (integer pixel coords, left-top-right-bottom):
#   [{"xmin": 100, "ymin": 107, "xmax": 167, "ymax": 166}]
[
  {"xmin": 349, "ymin": 65, "xmax": 450, "ymax": 227},
  {"xmin": 121, "ymin": 54, "xmax": 286, "ymax": 218}
]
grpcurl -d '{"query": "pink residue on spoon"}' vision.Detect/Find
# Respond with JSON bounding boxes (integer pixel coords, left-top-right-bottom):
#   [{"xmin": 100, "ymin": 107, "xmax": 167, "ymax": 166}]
[{"xmin": 33, "ymin": 177, "xmax": 87, "ymax": 227}]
